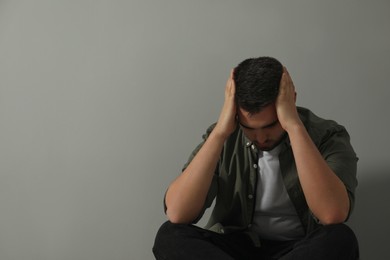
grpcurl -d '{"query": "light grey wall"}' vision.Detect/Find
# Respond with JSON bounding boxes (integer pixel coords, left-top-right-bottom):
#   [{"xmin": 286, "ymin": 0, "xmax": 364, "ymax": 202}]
[{"xmin": 0, "ymin": 1, "xmax": 389, "ymax": 259}]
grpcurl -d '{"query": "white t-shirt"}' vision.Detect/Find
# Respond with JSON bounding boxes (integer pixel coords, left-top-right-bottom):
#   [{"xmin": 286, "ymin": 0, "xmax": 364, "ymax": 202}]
[{"xmin": 250, "ymin": 144, "xmax": 305, "ymax": 241}]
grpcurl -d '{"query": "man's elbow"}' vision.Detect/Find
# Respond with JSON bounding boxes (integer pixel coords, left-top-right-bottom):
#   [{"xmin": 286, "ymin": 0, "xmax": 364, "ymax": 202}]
[
  {"xmin": 318, "ymin": 210, "xmax": 349, "ymax": 225},
  {"xmin": 166, "ymin": 209, "xmax": 195, "ymax": 225}
]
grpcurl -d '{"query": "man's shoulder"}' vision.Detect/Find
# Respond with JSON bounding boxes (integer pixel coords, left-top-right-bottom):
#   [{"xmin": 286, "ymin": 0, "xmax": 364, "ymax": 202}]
[
  {"xmin": 298, "ymin": 107, "xmax": 344, "ymax": 127},
  {"xmin": 298, "ymin": 107, "xmax": 348, "ymax": 142}
]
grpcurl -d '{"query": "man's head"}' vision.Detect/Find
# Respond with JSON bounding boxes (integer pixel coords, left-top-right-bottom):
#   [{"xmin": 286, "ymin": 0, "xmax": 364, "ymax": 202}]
[
  {"xmin": 234, "ymin": 56, "xmax": 283, "ymax": 114},
  {"xmin": 234, "ymin": 57, "xmax": 286, "ymax": 151}
]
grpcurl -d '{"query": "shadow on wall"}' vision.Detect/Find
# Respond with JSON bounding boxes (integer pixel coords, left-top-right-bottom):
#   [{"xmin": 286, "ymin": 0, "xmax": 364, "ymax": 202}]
[{"xmin": 348, "ymin": 167, "xmax": 390, "ymax": 260}]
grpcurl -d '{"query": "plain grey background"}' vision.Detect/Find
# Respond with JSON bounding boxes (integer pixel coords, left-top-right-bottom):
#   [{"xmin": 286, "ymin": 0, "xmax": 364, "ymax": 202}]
[{"xmin": 0, "ymin": 1, "xmax": 389, "ymax": 259}]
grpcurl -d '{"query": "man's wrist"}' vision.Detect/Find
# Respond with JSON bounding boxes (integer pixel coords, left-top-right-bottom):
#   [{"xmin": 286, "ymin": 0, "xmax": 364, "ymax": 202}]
[
  {"xmin": 209, "ymin": 128, "xmax": 230, "ymax": 144},
  {"xmin": 284, "ymin": 119, "xmax": 305, "ymax": 134}
]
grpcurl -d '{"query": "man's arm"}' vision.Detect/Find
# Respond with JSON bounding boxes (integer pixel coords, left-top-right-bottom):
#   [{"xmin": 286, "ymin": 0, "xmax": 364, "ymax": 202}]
[
  {"xmin": 276, "ymin": 68, "xmax": 350, "ymax": 224},
  {"xmin": 165, "ymin": 70, "xmax": 237, "ymax": 224}
]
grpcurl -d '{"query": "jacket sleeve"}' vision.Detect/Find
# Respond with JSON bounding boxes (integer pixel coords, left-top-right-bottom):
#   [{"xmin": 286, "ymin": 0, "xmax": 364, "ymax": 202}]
[{"xmin": 317, "ymin": 125, "xmax": 359, "ymax": 219}]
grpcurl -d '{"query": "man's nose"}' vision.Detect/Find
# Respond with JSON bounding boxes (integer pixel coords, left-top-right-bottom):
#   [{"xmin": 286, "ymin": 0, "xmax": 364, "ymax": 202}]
[{"xmin": 255, "ymin": 131, "xmax": 268, "ymax": 144}]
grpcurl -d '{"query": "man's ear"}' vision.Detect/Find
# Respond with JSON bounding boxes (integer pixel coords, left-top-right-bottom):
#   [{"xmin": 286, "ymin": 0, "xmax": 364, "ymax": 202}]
[{"xmin": 294, "ymin": 92, "xmax": 297, "ymax": 103}]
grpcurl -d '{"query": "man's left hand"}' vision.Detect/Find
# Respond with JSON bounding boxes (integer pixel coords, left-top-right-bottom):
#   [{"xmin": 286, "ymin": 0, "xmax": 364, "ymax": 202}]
[{"xmin": 276, "ymin": 67, "xmax": 302, "ymax": 131}]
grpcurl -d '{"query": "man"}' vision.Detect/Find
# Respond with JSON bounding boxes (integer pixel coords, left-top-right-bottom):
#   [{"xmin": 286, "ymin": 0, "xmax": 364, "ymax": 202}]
[{"xmin": 153, "ymin": 57, "xmax": 359, "ymax": 259}]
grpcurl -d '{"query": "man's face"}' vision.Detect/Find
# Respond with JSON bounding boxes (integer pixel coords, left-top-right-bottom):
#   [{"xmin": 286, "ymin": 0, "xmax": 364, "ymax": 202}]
[{"xmin": 237, "ymin": 104, "xmax": 286, "ymax": 151}]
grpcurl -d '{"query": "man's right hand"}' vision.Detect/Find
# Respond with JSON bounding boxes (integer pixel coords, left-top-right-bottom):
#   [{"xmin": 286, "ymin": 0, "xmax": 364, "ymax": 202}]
[{"xmin": 212, "ymin": 70, "xmax": 237, "ymax": 139}]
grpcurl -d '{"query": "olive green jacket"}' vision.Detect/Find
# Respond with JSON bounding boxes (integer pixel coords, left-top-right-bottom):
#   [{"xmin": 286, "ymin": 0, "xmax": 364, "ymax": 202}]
[{"xmin": 167, "ymin": 107, "xmax": 358, "ymax": 245}]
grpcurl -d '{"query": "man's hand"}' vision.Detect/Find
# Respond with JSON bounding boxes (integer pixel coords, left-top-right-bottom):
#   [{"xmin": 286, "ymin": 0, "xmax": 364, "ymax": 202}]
[
  {"xmin": 213, "ymin": 70, "xmax": 237, "ymax": 139},
  {"xmin": 276, "ymin": 67, "xmax": 302, "ymax": 132}
]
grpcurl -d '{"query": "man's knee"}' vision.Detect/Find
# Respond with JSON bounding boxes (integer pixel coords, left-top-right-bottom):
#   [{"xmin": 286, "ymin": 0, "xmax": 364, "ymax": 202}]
[
  {"xmin": 285, "ymin": 224, "xmax": 359, "ymax": 260},
  {"xmin": 154, "ymin": 221, "xmax": 192, "ymax": 242},
  {"xmin": 323, "ymin": 223, "xmax": 358, "ymax": 244},
  {"xmin": 316, "ymin": 223, "xmax": 359, "ymax": 259},
  {"xmin": 155, "ymin": 221, "xmax": 176, "ymax": 240},
  {"xmin": 153, "ymin": 221, "xmax": 179, "ymax": 249},
  {"xmin": 153, "ymin": 221, "xmax": 175, "ymax": 259},
  {"xmin": 153, "ymin": 221, "xmax": 198, "ymax": 259}
]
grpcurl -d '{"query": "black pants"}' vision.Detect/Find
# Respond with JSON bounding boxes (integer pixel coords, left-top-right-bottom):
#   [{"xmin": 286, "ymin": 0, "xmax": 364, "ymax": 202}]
[{"xmin": 153, "ymin": 221, "xmax": 359, "ymax": 260}]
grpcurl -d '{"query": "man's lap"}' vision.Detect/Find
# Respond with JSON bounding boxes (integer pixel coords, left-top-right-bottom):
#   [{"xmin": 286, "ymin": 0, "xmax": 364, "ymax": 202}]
[{"xmin": 153, "ymin": 221, "xmax": 359, "ymax": 260}]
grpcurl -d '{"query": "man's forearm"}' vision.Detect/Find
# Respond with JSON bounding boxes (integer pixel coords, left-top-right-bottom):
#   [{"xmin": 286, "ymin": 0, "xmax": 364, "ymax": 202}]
[
  {"xmin": 287, "ymin": 123, "xmax": 350, "ymax": 224},
  {"xmin": 165, "ymin": 130, "xmax": 226, "ymax": 224}
]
